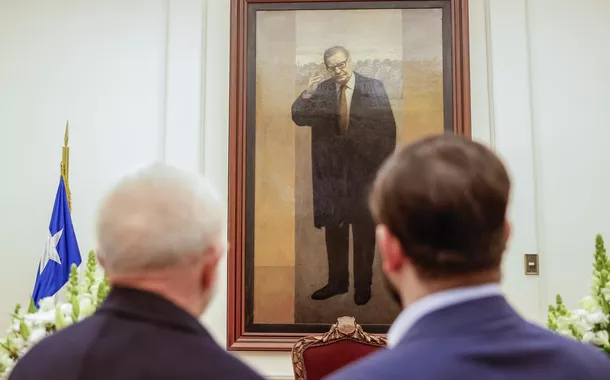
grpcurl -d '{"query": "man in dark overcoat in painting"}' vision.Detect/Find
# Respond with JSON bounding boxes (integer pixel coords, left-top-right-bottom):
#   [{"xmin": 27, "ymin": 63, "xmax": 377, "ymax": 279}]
[{"xmin": 291, "ymin": 46, "xmax": 397, "ymax": 305}]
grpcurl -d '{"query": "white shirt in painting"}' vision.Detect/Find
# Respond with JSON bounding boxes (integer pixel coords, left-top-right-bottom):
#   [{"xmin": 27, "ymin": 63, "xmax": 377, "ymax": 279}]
[{"xmin": 386, "ymin": 283, "xmax": 504, "ymax": 348}]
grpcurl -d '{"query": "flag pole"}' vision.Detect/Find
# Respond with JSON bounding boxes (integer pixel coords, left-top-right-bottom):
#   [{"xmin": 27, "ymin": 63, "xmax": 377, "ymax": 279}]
[{"xmin": 60, "ymin": 121, "xmax": 71, "ymax": 212}]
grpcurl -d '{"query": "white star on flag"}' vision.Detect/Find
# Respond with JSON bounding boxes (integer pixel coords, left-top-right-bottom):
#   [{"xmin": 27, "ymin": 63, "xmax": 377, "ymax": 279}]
[{"xmin": 40, "ymin": 229, "xmax": 63, "ymax": 275}]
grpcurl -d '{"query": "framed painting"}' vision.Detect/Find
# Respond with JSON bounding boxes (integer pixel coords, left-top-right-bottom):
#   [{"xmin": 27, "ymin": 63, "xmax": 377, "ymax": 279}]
[{"xmin": 228, "ymin": 0, "xmax": 471, "ymax": 351}]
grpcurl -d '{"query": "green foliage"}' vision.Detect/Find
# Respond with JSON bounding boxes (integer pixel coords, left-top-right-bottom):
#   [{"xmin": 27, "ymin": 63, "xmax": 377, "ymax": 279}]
[
  {"xmin": 66, "ymin": 264, "xmax": 79, "ymax": 304},
  {"xmin": 555, "ymin": 295, "xmax": 570, "ymax": 315},
  {"xmin": 548, "ymin": 295, "xmax": 570, "ymax": 331},
  {"xmin": 0, "ymin": 338, "xmax": 19, "ymax": 360},
  {"xmin": 27, "ymin": 298, "xmax": 37, "ymax": 314},
  {"xmin": 67, "ymin": 264, "xmax": 80, "ymax": 322},
  {"xmin": 85, "ymin": 250, "xmax": 96, "ymax": 294},
  {"xmin": 0, "ymin": 250, "xmax": 112, "ymax": 378},
  {"xmin": 592, "ymin": 235, "xmax": 610, "ymax": 314},
  {"xmin": 55, "ymin": 306, "xmax": 66, "ymax": 330},
  {"xmin": 547, "ymin": 305, "xmax": 557, "ymax": 330},
  {"xmin": 96, "ymin": 276, "xmax": 110, "ymax": 308},
  {"xmin": 548, "ymin": 234, "xmax": 610, "ymax": 354},
  {"xmin": 549, "ymin": 235, "xmax": 610, "ymax": 319}
]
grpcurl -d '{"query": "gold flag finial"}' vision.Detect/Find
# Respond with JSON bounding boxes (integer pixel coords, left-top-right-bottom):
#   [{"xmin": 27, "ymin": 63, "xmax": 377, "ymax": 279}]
[
  {"xmin": 61, "ymin": 121, "xmax": 72, "ymax": 211},
  {"xmin": 64, "ymin": 121, "xmax": 69, "ymax": 147}
]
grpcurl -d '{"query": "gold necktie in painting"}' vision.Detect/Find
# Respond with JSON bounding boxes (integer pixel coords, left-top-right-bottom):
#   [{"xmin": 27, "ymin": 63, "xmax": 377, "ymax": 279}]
[{"xmin": 338, "ymin": 85, "xmax": 349, "ymax": 134}]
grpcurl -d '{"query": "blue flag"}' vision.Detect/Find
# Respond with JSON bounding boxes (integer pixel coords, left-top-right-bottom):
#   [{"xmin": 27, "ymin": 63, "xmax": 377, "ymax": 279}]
[{"xmin": 32, "ymin": 176, "xmax": 82, "ymax": 307}]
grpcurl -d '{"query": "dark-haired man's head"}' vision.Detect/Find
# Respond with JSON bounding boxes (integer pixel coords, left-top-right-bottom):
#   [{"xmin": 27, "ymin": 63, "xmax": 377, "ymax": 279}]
[{"xmin": 370, "ymin": 135, "xmax": 511, "ymax": 308}]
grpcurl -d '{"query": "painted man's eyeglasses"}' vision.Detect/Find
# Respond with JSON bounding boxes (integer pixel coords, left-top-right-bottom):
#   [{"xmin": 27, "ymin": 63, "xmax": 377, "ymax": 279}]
[{"xmin": 326, "ymin": 60, "xmax": 348, "ymax": 72}]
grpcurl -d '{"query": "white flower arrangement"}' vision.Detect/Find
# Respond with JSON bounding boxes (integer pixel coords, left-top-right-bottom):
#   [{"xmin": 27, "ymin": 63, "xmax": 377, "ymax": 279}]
[
  {"xmin": 548, "ymin": 234, "xmax": 610, "ymax": 355},
  {"xmin": 0, "ymin": 251, "xmax": 109, "ymax": 379}
]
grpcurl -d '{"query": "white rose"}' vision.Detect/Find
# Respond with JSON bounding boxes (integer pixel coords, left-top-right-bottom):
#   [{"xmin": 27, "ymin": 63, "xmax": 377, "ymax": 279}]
[
  {"xmin": 24, "ymin": 310, "xmax": 56, "ymax": 325},
  {"xmin": 94, "ymin": 270, "xmax": 104, "ymax": 281},
  {"xmin": 27, "ymin": 328, "xmax": 47, "ymax": 344},
  {"xmin": 602, "ymin": 286, "xmax": 610, "ymax": 303},
  {"xmin": 11, "ymin": 336, "xmax": 24, "ymax": 349},
  {"xmin": 572, "ymin": 309, "xmax": 588, "ymax": 318},
  {"xmin": 38, "ymin": 297, "xmax": 56, "ymax": 312},
  {"xmin": 78, "ymin": 297, "xmax": 94, "ymax": 320},
  {"xmin": 9, "ymin": 320, "xmax": 20, "ymax": 334},
  {"xmin": 0, "ymin": 355, "xmax": 14, "ymax": 379},
  {"xmin": 77, "ymin": 293, "xmax": 92, "ymax": 304},
  {"xmin": 60, "ymin": 303, "xmax": 73, "ymax": 316},
  {"xmin": 557, "ymin": 315, "xmax": 577, "ymax": 331},
  {"xmin": 582, "ymin": 331, "xmax": 596, "ymax": 343},
  {"xmin": 586, "ymin": 312, "xmax": 609, "ymax": 327},
  {"xmin": 0, "ymin": 352, "xmax": 13, "ymax": 368},
  {"xmin": 579, "ymin": 296, "xmax": 601, "ymax": 313},
  {"xmin": 591, "ymin": 330, "xmax": 610, "ymax": 347},
  {"xmin": 570, "ymin": 310, "xmax": 595, "ymax": 335},
  {"xmin": 556, "ymin": 327, "xmax": 576, "ymax": 339},
  {"xmin": 17, "ymin": 345, "xmax": 31, "ymax": 358},
  {"xmin": 90, "ymin": 284, "xmax": 100, "ymax": 302}
]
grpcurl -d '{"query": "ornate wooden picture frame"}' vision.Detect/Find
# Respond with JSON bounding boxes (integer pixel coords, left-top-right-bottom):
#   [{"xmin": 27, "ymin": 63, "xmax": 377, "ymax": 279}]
[{"xmin": 228, "ymin": 0, "xmax": 471, "ymax": 351}]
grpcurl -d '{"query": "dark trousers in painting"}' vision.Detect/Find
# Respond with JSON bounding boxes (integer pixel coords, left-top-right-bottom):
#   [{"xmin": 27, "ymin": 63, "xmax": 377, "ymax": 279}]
[
  {"xmin": 325, "ymin": 219, "xmax": 376, "ymax": 292},
  {"xmin": 291, "ymin": 73, "xmax": 397, "ymax": 306}
]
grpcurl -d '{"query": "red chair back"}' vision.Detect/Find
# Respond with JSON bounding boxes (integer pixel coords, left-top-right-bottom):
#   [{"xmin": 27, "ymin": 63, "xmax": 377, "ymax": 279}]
[{"xmin": 292, "ymin": 317, "xmax": 387, "ymax": 380}]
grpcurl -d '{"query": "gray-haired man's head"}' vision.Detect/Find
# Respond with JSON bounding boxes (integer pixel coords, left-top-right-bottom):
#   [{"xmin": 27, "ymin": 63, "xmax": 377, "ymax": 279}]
[
  {"xmin": 95, "ymin": 163, "xmax": 225, "ymax": 315},
  {"xmin": 324, "ymin": 46, "xmax": 353, "ymax": 85}
]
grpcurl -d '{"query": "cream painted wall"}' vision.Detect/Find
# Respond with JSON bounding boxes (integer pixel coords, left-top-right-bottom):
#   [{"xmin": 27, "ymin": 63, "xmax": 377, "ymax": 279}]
[
  {"xmin": 1, "ymin": 0, "xmax": 609, "ymax": 379},
  {"xmin": 0, "ymin": 0, "xmax": 168, "ymax": 318},
  {"xmin": 526, "ymin": 0, "xmax": 610, "ymax": 313},
  {"xmin": 470, "ymin": 0, "xmax": 543, "ymax": 323},
  {"xmin": 470, "ymin": 0, "xmax": 610, "ymax": 324}
]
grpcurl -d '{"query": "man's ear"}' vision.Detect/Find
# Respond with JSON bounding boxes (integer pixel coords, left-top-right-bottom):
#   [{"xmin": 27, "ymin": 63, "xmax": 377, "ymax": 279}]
[
  {"xmin": 504, "ymin": 220, "xmax": 511, "ymax": 243},
  {"xmin": 95, "ymin": 249, "xmax": 105, "ymax": 268},
  {"xmin": 376, "ymin": 225, "xmax": 404, "ymax": 274},
  {"xmin": 201, "ymin": 248, "xmax": 222, "ymax": 290}
]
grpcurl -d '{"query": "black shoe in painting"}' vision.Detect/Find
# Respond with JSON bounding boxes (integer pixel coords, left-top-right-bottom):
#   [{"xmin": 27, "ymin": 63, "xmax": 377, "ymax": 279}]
[
  {"xmin": 354, "ymin": 287, "xmax": 371, "ymax": 305},
  {"xmin": 311, "ymin": 284, "xmax": 348, "ymax": 300}
]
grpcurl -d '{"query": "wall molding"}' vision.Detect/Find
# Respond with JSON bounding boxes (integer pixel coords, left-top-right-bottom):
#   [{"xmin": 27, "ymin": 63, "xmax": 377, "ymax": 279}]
[
  {"xmin": 486, "ymin": 0, "xmax": 541, "ymax": 322},
  {"xmin": 522, "ymin": 0, "xmax": 546, "ymax": 319},
  {"xmin": 466, "ymin": 0, "xmax": 492, "ymax": 144},
  {"xmin": 483, "ymin": 0, "xmax": 496, "ymax": 149},
  {"xmin": 199, "ymin": 0, "xmax": 209, "ymax": 175},
  {"xmin": 158, "ymin": 0, "xmax": 170, "ymax": 162},
  {"xmin": 162, "ymin": 0, "xmax": 205, "ymax": 173}
]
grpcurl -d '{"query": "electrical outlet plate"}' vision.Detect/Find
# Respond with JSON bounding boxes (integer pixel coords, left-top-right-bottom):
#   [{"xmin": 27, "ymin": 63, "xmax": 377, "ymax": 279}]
[{"xmin": 524, "ymin": 254, "xmax": 539, "ymax": 275}]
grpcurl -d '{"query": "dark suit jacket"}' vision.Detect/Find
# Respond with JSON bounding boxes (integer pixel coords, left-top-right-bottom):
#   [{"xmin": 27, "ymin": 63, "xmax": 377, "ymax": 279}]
[
  {"xmin": 326, "ymin": 296, "xmax": 610, "ymax": 380},
  {"xmin": 9, "ymin": 287, "xmax": 264, "ymax": 380},
  {"xmin": 291, "ymin": 73, "xmax": 396, "ymax": 228}
]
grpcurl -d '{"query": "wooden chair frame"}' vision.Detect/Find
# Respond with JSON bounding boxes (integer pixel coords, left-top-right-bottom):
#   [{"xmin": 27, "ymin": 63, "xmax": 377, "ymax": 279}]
[{"xmin": 291, "ymin": 317, "xmax": 388, "ymax": 380}]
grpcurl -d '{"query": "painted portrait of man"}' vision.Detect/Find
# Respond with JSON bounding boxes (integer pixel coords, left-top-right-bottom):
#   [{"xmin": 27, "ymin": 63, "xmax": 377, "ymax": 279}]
[
  {"xmin": 249, "ymin": 8, "xmax": 446, "ymax": 327},
  {"xmin": 291, "ymin": 46, "xmax": 396, "ymax": 306}
]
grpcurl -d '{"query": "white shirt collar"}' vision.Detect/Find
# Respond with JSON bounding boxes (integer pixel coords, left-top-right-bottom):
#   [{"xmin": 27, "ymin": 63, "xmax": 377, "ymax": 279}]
[
  {"xmin": 387, "ymin": 283, "xmax": 503, "ymax": 348},
  {"xmin": 336, "ymin": 73, "xmax": 355, "ymax": 91}
]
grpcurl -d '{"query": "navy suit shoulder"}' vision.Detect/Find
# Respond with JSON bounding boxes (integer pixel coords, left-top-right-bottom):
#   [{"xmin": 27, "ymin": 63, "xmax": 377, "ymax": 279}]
[
  {"xmin": 354, "ymin": 73, "xmax": 382, "ymax": 86},
  {"xmin": 9, "ymin": 288, "xmax": 263, "ymax": 380},
  {"xmin": 328, "ymin": 324, "xmax": 610, "ymax": 380},
  {"xmin": 521, "ymin": 321, "xmax": 610, "ymax": 377},
  {"xmin": 326, "ymin": 297, "xmax": 610, "ymax": 380},
  {"xmin": 294, "ymin": 72, "xmax": 386, "ymax": 102}
]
